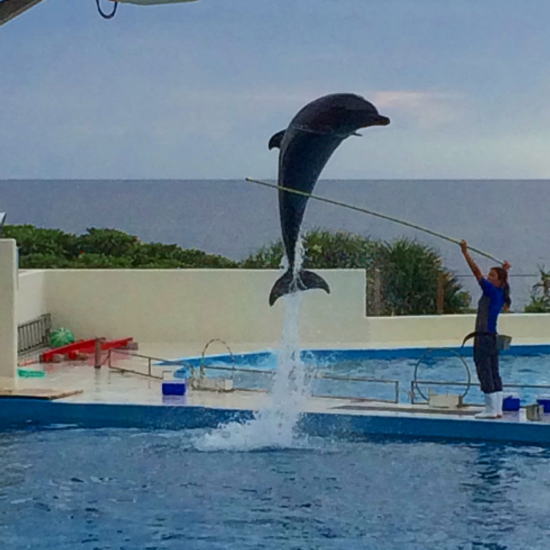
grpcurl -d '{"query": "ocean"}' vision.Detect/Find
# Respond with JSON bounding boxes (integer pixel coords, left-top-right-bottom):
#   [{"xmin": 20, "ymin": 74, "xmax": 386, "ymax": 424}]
[{"xmin": 1, "ymin": 179, "xmax": 548, "ymax": 310}]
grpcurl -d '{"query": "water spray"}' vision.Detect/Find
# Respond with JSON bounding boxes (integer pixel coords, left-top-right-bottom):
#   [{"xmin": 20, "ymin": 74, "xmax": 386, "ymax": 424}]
[{"xmin": 194, "ymin": 238, "xmax": 311, "ymax": 451}]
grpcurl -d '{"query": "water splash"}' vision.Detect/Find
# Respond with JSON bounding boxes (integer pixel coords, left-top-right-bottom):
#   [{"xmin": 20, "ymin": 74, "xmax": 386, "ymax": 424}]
[{"xmin": 194, "ymin": 237, "xmax": 312, "ymax": 452}]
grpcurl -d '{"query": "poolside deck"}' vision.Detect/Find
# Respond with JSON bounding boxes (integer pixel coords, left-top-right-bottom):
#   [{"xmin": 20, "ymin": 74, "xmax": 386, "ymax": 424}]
[{"xmin": 3, "ymin": 347, "xmax": 550, "ymax": 445}]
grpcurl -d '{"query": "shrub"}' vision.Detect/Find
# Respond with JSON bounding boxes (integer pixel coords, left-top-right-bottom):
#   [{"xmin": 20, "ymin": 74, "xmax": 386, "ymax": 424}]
[
  {"xmin": 524, "ymin": 267, "xmax": 550, "ymax": 313},
  {"xmin": 241, "ymin": 228, "xmax": 377, "ymax": 269},
  {"xmin": 76, "ymin": 228, "xmax": 139, "ymax": 257},
  {"xmin": 241, "ymin": 230, "xmax": 469, "ymax": 315},
  {"xmin": 4, "ymin": 225, "xmax": 237, "ymax": 269},
  {"xmin": 2, "ymin": 225, "xmax": 77, "ymax": 259},
  {"xmin": 373, "ymin": 238, "xmax": 469, "ymax": 315}
]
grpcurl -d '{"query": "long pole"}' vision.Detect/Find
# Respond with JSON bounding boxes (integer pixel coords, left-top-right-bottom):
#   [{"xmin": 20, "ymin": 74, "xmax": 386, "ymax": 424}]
[{"xmin": 245, "ymin": 177, "xmax": 503, "ymax": 264}]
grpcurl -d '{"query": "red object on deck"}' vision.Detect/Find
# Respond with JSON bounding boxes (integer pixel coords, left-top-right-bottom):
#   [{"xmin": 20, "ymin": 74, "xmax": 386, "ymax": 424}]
[{"xmin": 40, "ymin": 338, "xmax": 134, "ymax": 362}]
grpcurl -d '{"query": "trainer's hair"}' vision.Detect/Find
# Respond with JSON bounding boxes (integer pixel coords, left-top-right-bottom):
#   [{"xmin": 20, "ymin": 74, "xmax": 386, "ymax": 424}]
[{"xmin": 491, "ymin": 266, "xmax": 511, "ymax": 309}]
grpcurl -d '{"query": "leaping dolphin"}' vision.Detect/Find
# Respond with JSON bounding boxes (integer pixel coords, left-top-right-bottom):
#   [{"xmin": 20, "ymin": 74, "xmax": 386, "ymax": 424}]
[{"xmin": 268, "ymin": 93, "xmax": 390, "ymax": 306}]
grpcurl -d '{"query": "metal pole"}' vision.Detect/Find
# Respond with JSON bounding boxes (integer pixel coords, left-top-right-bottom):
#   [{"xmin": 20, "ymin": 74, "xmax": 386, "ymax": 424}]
[
  {"xmin": 373, "ymin": 268, "xmax": 382, "ymax": 316},
  {"xmin": 436, "ymin": 272, "xmax": 445, "ymax": 314},
  {"xmin": 245, "ymin": 177, "xmax": 504, "ymax": 264},
  {"xmin": 94, "ymin": 338, "xmax": 105, "ymax": 369}
]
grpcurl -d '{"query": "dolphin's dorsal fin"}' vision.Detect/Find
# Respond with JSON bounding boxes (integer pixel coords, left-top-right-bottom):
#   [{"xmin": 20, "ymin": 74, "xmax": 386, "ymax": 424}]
[{"xmin": 268, "ymin": 130, "xmax": 286, "ymax": 150}]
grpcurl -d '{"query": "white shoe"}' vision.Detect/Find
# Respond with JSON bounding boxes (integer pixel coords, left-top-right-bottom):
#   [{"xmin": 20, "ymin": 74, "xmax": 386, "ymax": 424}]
[
  {"xmin": 476, "ymin": 393, "xmax": 498, "ymax": 419},
  {"xmin": 495, "ymin": 391, "xmax": 503, "ymax": 418}
]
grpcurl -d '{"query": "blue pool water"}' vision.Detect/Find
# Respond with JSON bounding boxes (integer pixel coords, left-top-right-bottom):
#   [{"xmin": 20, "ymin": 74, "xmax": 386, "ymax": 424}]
[
  {"xmin": 1, "ymin": 427, "xmax": 550, "ymax": 549},
  {"xmin": 166, "ymin": 347, "xmax": 550, "ymax": 406}
]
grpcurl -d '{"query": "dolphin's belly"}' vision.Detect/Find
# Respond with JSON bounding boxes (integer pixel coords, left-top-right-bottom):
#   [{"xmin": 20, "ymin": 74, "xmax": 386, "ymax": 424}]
[
  {"xmin": 277, "ymin": 131, "xmax": 342, "ymax": 263},
  {"xmin": 278, "ymin": 132, "xmax": 341, "ymax": 192}
]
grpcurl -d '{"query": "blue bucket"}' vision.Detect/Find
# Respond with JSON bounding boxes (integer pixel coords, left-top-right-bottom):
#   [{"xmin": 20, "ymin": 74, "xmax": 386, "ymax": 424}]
[
  {"xmin": 503, "ymin": 395, "xmax": 520, "ymax": 411},
  {"xmin": 162, "ymin": 380, "xmax": 186, "ymax": 396},
  {"xmin": 536, "ymin": 398, "xmax": 550, "ymax": 413}
]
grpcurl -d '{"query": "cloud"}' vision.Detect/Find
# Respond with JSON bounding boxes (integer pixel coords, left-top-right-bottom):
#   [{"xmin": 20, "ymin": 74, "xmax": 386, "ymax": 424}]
[{"xmin": 372, "ymin": 90, "xmax": 466, "ymax": 129}]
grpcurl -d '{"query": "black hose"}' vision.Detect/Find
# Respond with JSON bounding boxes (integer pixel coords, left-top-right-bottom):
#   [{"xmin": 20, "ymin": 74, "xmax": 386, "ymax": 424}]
[
  {"xmin": 412, "ymin": 348, "xmax": 472, "ymax": 403},
  {"xmin": 96, "ymin": 0, "xmax": 118, "ymax": 19}
]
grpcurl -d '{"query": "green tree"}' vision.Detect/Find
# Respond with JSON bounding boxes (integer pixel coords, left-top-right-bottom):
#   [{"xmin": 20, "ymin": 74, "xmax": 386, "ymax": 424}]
[
  {"xmin": 373, "ymin": 238, "xmax": 469, "ymax": 315},
  {"xmin": 76, "ymin": 228, "xmax": 139, "ymax": 257},
  {"xmin": 4, "ymin": 224, "xmax": 238, "ymax": 269},
  {"xmin": 524, "ymin": 267, "xmax": 550, "ymax": 313},
  {"xmin": 240, "ymin": 240, "xmax": 285, "ymax": 268},
  {"xmin": 2, "ymin": 225, "xmax": 77, "ymax": 259},
  {"xmin": 173, "ymin": 248, "xmax": 237, "ymax": 268},
  {"xmin": 19, "ymin": 253, "xmax": 72, "ymax": 269},
  {"xmin": 242, "ymin": 231, "xmax": 469, "ymax": 315},
  {"xmin": 71, "ymin": 253, "xmax": 134, "ymax": 268},
  {"xmin": 241, "ymin": 228, "xmax": 377, "ymax": 269},
  {"xmin": 302, "ymin": 229, "xmax": 377, "ymax": 269}
]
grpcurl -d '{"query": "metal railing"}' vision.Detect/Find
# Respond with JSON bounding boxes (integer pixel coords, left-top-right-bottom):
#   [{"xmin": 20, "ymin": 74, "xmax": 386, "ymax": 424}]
[
  {"xmin": 106, "ymin": 348, "xmax": 192, "ymax": 380},
  {"xmin": 106, "ymin": 348, "xmax": 401, "ymax": 403},
  {"xmin": 188, "ymin": 362, "xmax": 401, "ymax": 403},
  {"xmin": 103, "ymin": 346, "xmax": 550, "ymax": 409},
  {"xmin": 92, "ymin": 347, "xmax": 550, "ymax": 409},
  {"xmin": 103, "ymin": 349, "xmax": 550, "ymax": 405},
  {"xmin": 313, "ymin": 371, "xmax": 400, "ymax": 403},
  {"xmin": 17, "ymin": 313, "xmax": 51, "ymax": 354},
  {"xmin": 410, "ymin": 380, "xmax": 550, "ymax": 406},
  {"xmin": 199, "ymin": 338, "xmax": 236, "ymax": 378}
]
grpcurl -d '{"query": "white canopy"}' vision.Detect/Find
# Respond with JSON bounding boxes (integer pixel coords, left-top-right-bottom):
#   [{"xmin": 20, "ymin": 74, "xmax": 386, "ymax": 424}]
[
  {"xmin": 0, "ymin": 0, "xmax": 199, "ymax": 25},
  {"xmin": 0, "ymin": 0, "xmax": 44, "ymax": 25},
  {"xmin": 112, "ymin": 0, "xmax": 198, "ymax": 4}
]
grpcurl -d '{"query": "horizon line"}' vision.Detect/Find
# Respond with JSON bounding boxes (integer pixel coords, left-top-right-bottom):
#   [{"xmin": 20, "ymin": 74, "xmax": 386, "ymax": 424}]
[{"xmin": 2, "ymin": 178, "xmax": 550, "ymax": 182}]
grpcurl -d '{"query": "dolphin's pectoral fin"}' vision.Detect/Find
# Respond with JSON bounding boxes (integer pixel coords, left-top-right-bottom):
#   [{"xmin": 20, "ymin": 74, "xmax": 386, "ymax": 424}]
[
  {"xmin": 268, "ymin": 130, "xmax": 286, "ymax": 150},
  {"xmin": 299, "ymin": 270, "xmax": 330, "ymax": 295},
  {"xmin": 269, "ymin": 269, "xmax": 330, "ymax": 306}
]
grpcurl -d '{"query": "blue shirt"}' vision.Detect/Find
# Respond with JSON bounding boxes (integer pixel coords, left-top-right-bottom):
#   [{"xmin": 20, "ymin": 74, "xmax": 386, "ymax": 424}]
[{"xmin": 475, "ymin": 278, "xmax": 505, "ymax": 334}]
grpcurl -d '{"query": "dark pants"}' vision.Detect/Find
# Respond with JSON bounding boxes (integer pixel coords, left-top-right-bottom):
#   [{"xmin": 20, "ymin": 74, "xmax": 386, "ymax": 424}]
[{"xmin": 473, "ymin": 334, "xmax": 502, "ymax": 394}]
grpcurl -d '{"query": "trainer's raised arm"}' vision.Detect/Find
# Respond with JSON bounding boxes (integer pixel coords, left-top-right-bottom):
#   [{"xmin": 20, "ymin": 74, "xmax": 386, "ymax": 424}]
[{"xmin": 460, "ymin": 240, "xmax": 483, "ymax": 281}]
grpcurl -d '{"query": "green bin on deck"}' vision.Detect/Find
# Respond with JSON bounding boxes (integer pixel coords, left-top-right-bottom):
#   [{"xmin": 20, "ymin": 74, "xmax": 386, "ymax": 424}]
[{"xmin": 50, "ymin": 328, "xmax": 75, "ymax": 348}]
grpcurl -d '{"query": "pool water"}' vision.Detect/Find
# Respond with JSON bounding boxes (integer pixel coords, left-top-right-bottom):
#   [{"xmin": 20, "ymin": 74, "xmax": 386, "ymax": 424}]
[
  {"xmin": 171, "ymin": 349, "xmax": 550, "ymax": 405},
  {"xmin": 1, "ymin": 427, "xmax": 550, "ymax": 549}
]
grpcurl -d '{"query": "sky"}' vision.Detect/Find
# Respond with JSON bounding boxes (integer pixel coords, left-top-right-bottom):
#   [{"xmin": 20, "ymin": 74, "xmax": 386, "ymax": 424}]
[{"xmin": 2, "ymin": 0, "xmax": 550, "ymax": 179}]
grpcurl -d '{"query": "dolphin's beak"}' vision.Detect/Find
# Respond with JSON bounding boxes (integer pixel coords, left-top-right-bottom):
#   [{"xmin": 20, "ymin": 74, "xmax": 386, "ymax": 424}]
[
  {"xmin": 374, "ymin": 115, "xmax": 390, "ymax": 126},
  {"xmin": 359, "ymin": 114, "xmax": 390, "ymax": 129}
]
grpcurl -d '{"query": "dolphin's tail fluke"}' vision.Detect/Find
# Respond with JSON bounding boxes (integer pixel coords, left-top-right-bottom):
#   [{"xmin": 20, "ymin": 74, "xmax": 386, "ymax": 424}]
[{"xmin": 269, "ymin": 269, "xmax": 330, "ymax": 306}]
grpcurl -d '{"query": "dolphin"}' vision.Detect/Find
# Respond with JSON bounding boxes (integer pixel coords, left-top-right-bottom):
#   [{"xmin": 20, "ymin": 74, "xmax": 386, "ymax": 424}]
[{"xmin": 267, "ymin": 93, "xmax": 390, "ymax": 306}]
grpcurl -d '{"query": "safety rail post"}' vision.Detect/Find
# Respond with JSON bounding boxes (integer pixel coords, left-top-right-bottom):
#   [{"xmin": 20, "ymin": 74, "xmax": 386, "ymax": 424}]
[
  {"xmin": 372, "ymin": 267, "xmax": 382, "ymax": 316},
  {"xmin": 17, "ymin": 313, "xmax": 52, "ymax": 355},
  {"xmin": 94, "ymin": 337, "xmax": 105, "ymax": 369},
  {"xmin": 436, "ymin": 272, "xmax": 445, "ymax": 314}
]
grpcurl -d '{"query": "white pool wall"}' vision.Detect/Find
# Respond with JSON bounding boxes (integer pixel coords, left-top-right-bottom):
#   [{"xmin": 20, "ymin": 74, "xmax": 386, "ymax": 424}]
[
  {"xmin": 14, "ymin": 268, "xmax": 550, "ymax": 350},
  {"xmin": 0, "ymin": 240, "xmax": 18, "ymax": 384},
  {"xmin": 18, "ymin": 270, "xmax": 47, "ymax": 323}
]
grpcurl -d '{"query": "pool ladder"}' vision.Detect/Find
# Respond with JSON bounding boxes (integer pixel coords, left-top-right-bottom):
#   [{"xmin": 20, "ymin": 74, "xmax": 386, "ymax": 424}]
[{"xmin": 195, "ymin": 338, "xmax": 237, "ymax": 386}]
